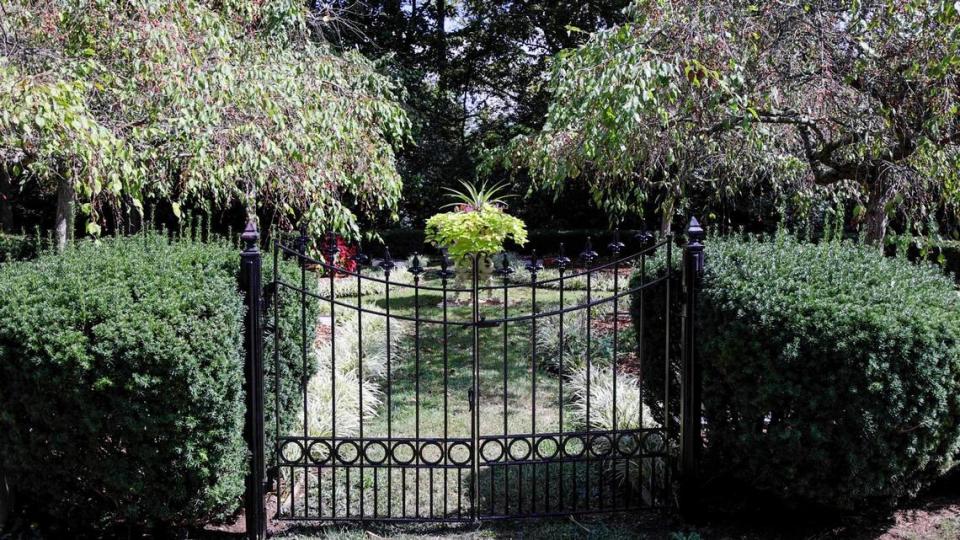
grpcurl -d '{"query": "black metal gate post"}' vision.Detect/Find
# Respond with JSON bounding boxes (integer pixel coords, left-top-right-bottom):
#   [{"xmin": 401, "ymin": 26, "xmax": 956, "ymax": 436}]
[
  {"xmin": 679, "ymin": 217, "xmax": 705, "ymax": 518},
  {"xmin": 240, "ymin": 221, "xmax": 267, "ymax": 540}
]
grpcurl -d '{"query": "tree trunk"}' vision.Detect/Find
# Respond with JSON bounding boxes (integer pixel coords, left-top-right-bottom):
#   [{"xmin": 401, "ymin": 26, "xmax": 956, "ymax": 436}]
[
  {"xmin": 0, "ymin": 166, "xmax": 13, "ymax": 232},
  {"xmin": 864, "ymin": 177, "xmax": 891, "ymax": 246},
  {"xmin": 660, "ymin": 196, "xmax": 675, "ymax": 235},
  {"xmin": 55, "ymin": 176, "xmax": 75, "ymax": 251}
]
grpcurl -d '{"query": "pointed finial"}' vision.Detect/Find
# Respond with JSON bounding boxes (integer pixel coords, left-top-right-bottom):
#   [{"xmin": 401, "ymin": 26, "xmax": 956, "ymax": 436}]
[
  {"xmin": 580, "ymin": 236, "xmax": 598, "ymax": 264},
  {"xmin": 325, "ymin": 231, "xmax": 339, "ymax": 257},
  {"xmin": 379, "ymin": 247, "xmax": 395, "ymax": 273},
  {"xmin": 409, "ymin": 252, "xmax": 425, "ymax": 277},
  {"xmin": 608, "ymin": 228, "xmax": 625, "ymax": 255},
  {"xmin": 687, "ymin": 217, "xmax": 704, "ymax": 243},
  {"xmin": 526, "ymin": 249, "xmax": 543, "ymax": 276},
  {"xmin": 241, "ymin": 220, "xmax": 259, "ymax": 251},
  {"xmin": 352, "ymin": 240, "xmax": 370, "ymax": 266},
  {"xmin": 297, "ymin": 224, "xmax": 309, "ymax": 254},
  {"xmin": 555, "ymin": 242, "xmax": 571, "ymax": 271},
  {"xmin": 495, "ymin": 252, "xmax": 514, "ymax": 279},
  {"xmin": 438, "ymin": 248, "xmax": 455, "ymax": 280}
]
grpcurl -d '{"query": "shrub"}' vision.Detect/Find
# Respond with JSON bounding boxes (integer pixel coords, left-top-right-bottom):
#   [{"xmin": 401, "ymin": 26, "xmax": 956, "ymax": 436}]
[
  {"xmin": 0, "ymin": 232, "xmax": 42, "ymax": 262},
  {"xmin": 631, "ymin": 233, "xmax": 960, "ymax": 510},
  {"xmin": 0, "ymin": 232, "xmax": 315, "ymax": 531}
]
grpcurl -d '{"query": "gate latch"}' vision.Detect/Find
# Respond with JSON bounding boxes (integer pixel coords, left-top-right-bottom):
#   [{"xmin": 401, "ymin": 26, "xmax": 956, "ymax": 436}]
[
  {"xmin": 468, "ymin": 389, "xmax": 475, "ymax": 412},
  {"xmin": 475, "ymin": 316, "xmax": 500, "ymax": 329}
]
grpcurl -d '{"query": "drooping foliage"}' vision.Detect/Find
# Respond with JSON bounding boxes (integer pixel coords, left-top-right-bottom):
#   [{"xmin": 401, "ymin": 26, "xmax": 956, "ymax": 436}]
[
  {"xmin": 516, "ymin": 0, "xmax": 960, "ymax": 240},
  {"xmin": 0, "ymin": 0, "xmax": 410, "ymax": 238}
]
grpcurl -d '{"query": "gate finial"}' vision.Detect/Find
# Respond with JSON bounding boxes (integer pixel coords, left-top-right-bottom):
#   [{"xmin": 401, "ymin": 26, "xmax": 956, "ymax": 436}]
[
  {"xmin": 495, "ymin": 251, "xmax": 514, "ymax": 278},
  {"xmin": 438, "ymin": 248, "xmax": 455, "ymax": 280},
  {"xmin": 409, "ymin": 252, "xmax": 425, "ymax": 277},
  {"xmin": 525, "ymin": 249, "xmax": 543, "ymax": 276},
  {"xmin": 608, "ymin": 228, "xmax": 625, "ymax": 255},
  {"xmin": 687, "ymin": 217, "xmax": 704, "ymax": 243},
  {"xmin": 556, "ymin": 242, "xmax": 571, "ymax": 270},
  {"xmin": 352, "ymin": 240, "xmax": 370, "ymax": 267},
  {"xmin": 580, "ymin": 236, "xmax": 598, "ymax": 264},
  {"xmin": 379, "ymin": 247, "xmax": 396, "ymax": 273},
  {"xmin": 241, "ymin": 220, "xmax": 259, "ymax": 252}
]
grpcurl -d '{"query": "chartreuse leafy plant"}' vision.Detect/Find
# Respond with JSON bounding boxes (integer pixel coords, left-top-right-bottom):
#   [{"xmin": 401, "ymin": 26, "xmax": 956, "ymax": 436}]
[
  {"xmin": 0, "ymin": 231, "xmax": 316, "ymax": 532},
  {"xmin": 0, "ymin": 0, "xmax": 410, "ymax": 247},
  {"xmin": 425, "ymin": 181, "xmax": 528, "ymax": 261},
  {"xmin": 632, "ymin": 233, "xmax": 960, "ymax": 510}
]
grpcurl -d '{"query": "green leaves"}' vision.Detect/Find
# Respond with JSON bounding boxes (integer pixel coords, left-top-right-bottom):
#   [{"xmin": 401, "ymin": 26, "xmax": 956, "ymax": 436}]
[
  {"xmin": 424, "ymin": 205, "xmax": 528, "ymax": 261},
  {"xmin": 1, "ymin": 0, "xmax": 411, "ymax": 238},
  {"xmin": 517, "ymin": 0, "xmax": 960, "ymax": 237}
]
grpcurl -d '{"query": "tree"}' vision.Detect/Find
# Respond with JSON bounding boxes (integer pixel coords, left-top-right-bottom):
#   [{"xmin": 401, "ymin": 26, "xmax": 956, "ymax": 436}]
[
  {"xmin": 516, "ymin": 0, "xmax": 960, "ymax": 242},
  {"xmin": 0, "ymin": 0, "xmax": 410, "ymax": 248},
  {"xmin": 315, "ymin": 1, "xmax": 629, "ymax": 228}
]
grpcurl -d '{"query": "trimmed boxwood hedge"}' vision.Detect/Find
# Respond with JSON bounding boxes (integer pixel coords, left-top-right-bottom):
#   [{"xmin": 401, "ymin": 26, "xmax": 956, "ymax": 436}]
[
  {"xmin": 0, "ymin": 232, "xmax": 315, "ymax": 531},
  {"xmin": 0, "ymin": 232, "xmax": 42, "ymax": 262},
  {"xmin": 632, "ymin": 233, "xmax": 960, "ymax": 510}
]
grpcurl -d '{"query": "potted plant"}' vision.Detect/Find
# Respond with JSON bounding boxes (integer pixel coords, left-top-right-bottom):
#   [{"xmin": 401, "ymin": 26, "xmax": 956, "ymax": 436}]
[{"xmin": 425, "ymin": 181, "xmax": 528, "ymax": 292}]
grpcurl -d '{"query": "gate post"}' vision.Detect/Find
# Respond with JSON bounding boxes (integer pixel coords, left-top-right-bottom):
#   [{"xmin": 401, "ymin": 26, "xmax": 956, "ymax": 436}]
[
  {"xmin": 240, "ymin": 221, "xmax": 267, "ymax": 540},
  {"xmin": 679, "ymin": 217, "xmax": 705, "ymax": 518}
]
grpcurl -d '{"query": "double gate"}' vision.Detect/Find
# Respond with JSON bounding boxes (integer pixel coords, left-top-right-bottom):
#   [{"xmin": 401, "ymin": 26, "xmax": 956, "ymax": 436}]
[{"xmin": 239, "ymin": 219, "xmax": 705, "ymax": 537}]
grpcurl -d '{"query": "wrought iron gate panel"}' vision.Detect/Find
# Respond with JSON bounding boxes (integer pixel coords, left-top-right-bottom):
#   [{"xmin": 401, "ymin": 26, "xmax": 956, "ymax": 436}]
[{"xmin": 257, "ymin": 221, "xmax": 703, "ymax": 526}]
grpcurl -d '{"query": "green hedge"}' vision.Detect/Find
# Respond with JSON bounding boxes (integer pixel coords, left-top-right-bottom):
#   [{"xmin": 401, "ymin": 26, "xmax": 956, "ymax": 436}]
[
  {"xmin": 0, "ymin": 232, "xmax": 42, "ymax": 262},
  {"xmin": 0, "ymin": 232, "xmax": 315, "ymax": 531},
  {"xmin": 632, "ymin": 234, "xmax": 960, "ymax": 510},
  {"xmin": 889, "ymin": 237, "xmax": 960, "ymax": 281}
]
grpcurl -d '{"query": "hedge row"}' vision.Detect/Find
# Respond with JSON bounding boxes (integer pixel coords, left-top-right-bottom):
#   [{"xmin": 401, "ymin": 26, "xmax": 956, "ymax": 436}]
[
  {"xmin": 632, "ymin": 233, "xmax": 960, "ymax": 510},
  {"xmin": 0, "ymin": 232, "xmax": 316, "ymax": 532},
  {"xmin": 0, "ymin": 232, "xmax": 43, "ymax": 262}
]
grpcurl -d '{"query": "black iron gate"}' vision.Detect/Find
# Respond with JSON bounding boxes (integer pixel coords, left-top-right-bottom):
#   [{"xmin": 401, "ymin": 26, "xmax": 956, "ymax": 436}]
[{"xmin": 239, "ymin": 219, "xmax": 705, "ymax": 536}]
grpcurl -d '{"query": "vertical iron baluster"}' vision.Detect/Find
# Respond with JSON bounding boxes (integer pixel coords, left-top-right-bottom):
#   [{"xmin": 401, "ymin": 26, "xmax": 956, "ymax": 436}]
[
  {"xmin": 273, "ymin": 240, "xmax": 282, "ymax": 520},
  {"xmin": 470, "ymin": 254, "xmax": 481, "ymax": 521},
  {"xmin": 609, "ymin": 230, "xmax": 624, "ymax": 432},
  {"xmin": 439, "ymin": 249, "xmax": 453, "ymax": 518},
  {"xmin": 680, "ymin": 218, "xmax": 705, "ymax": 517},
  {"xmin": 664, "ymin": 238, "xmax": 673, "ymax": 445},
  {"xmin": 609, "ymin": 230, "xmax": 624, "ymax": 510},
  {"xmin": 525, "ymin": 251, "xmax": 542, "ymax": 513},
  {"xmin": 326, "ymin": 232, "xmax": 338, "ymax": 518},
  {"xmin": 580, "ymin": 238, "xmax": 598, "ymax": 508},
  {"xmin": 409, "ymin": 253, "xmax": 424, "ymax": 517},
  {"xmin": 495, "ymin": 253, "xmax": 513, "ymax": 517},
  {"xmin": 379, "ymin": 249, "xmax": 395, "ymax": 517},
  {"xmin": 354, "ymin": 245, "xmax": 369, "ymax": 520},
  {"xmin": 240, "ymin": 222, "xmax": 266, "ymax": 540},
  {"xmin": 298, "ymin": 227, "xmax": 309, "ymax": 517},
  {"xmin": 556, "ymin": 244, "xmax": 569, "ymax": 512}
]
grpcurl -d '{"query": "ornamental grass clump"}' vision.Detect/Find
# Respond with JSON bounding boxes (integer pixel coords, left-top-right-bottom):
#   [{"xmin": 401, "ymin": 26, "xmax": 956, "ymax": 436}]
[{"xmin": 631, "ymin": 233, "xmax": 960, "ymax": 510}]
